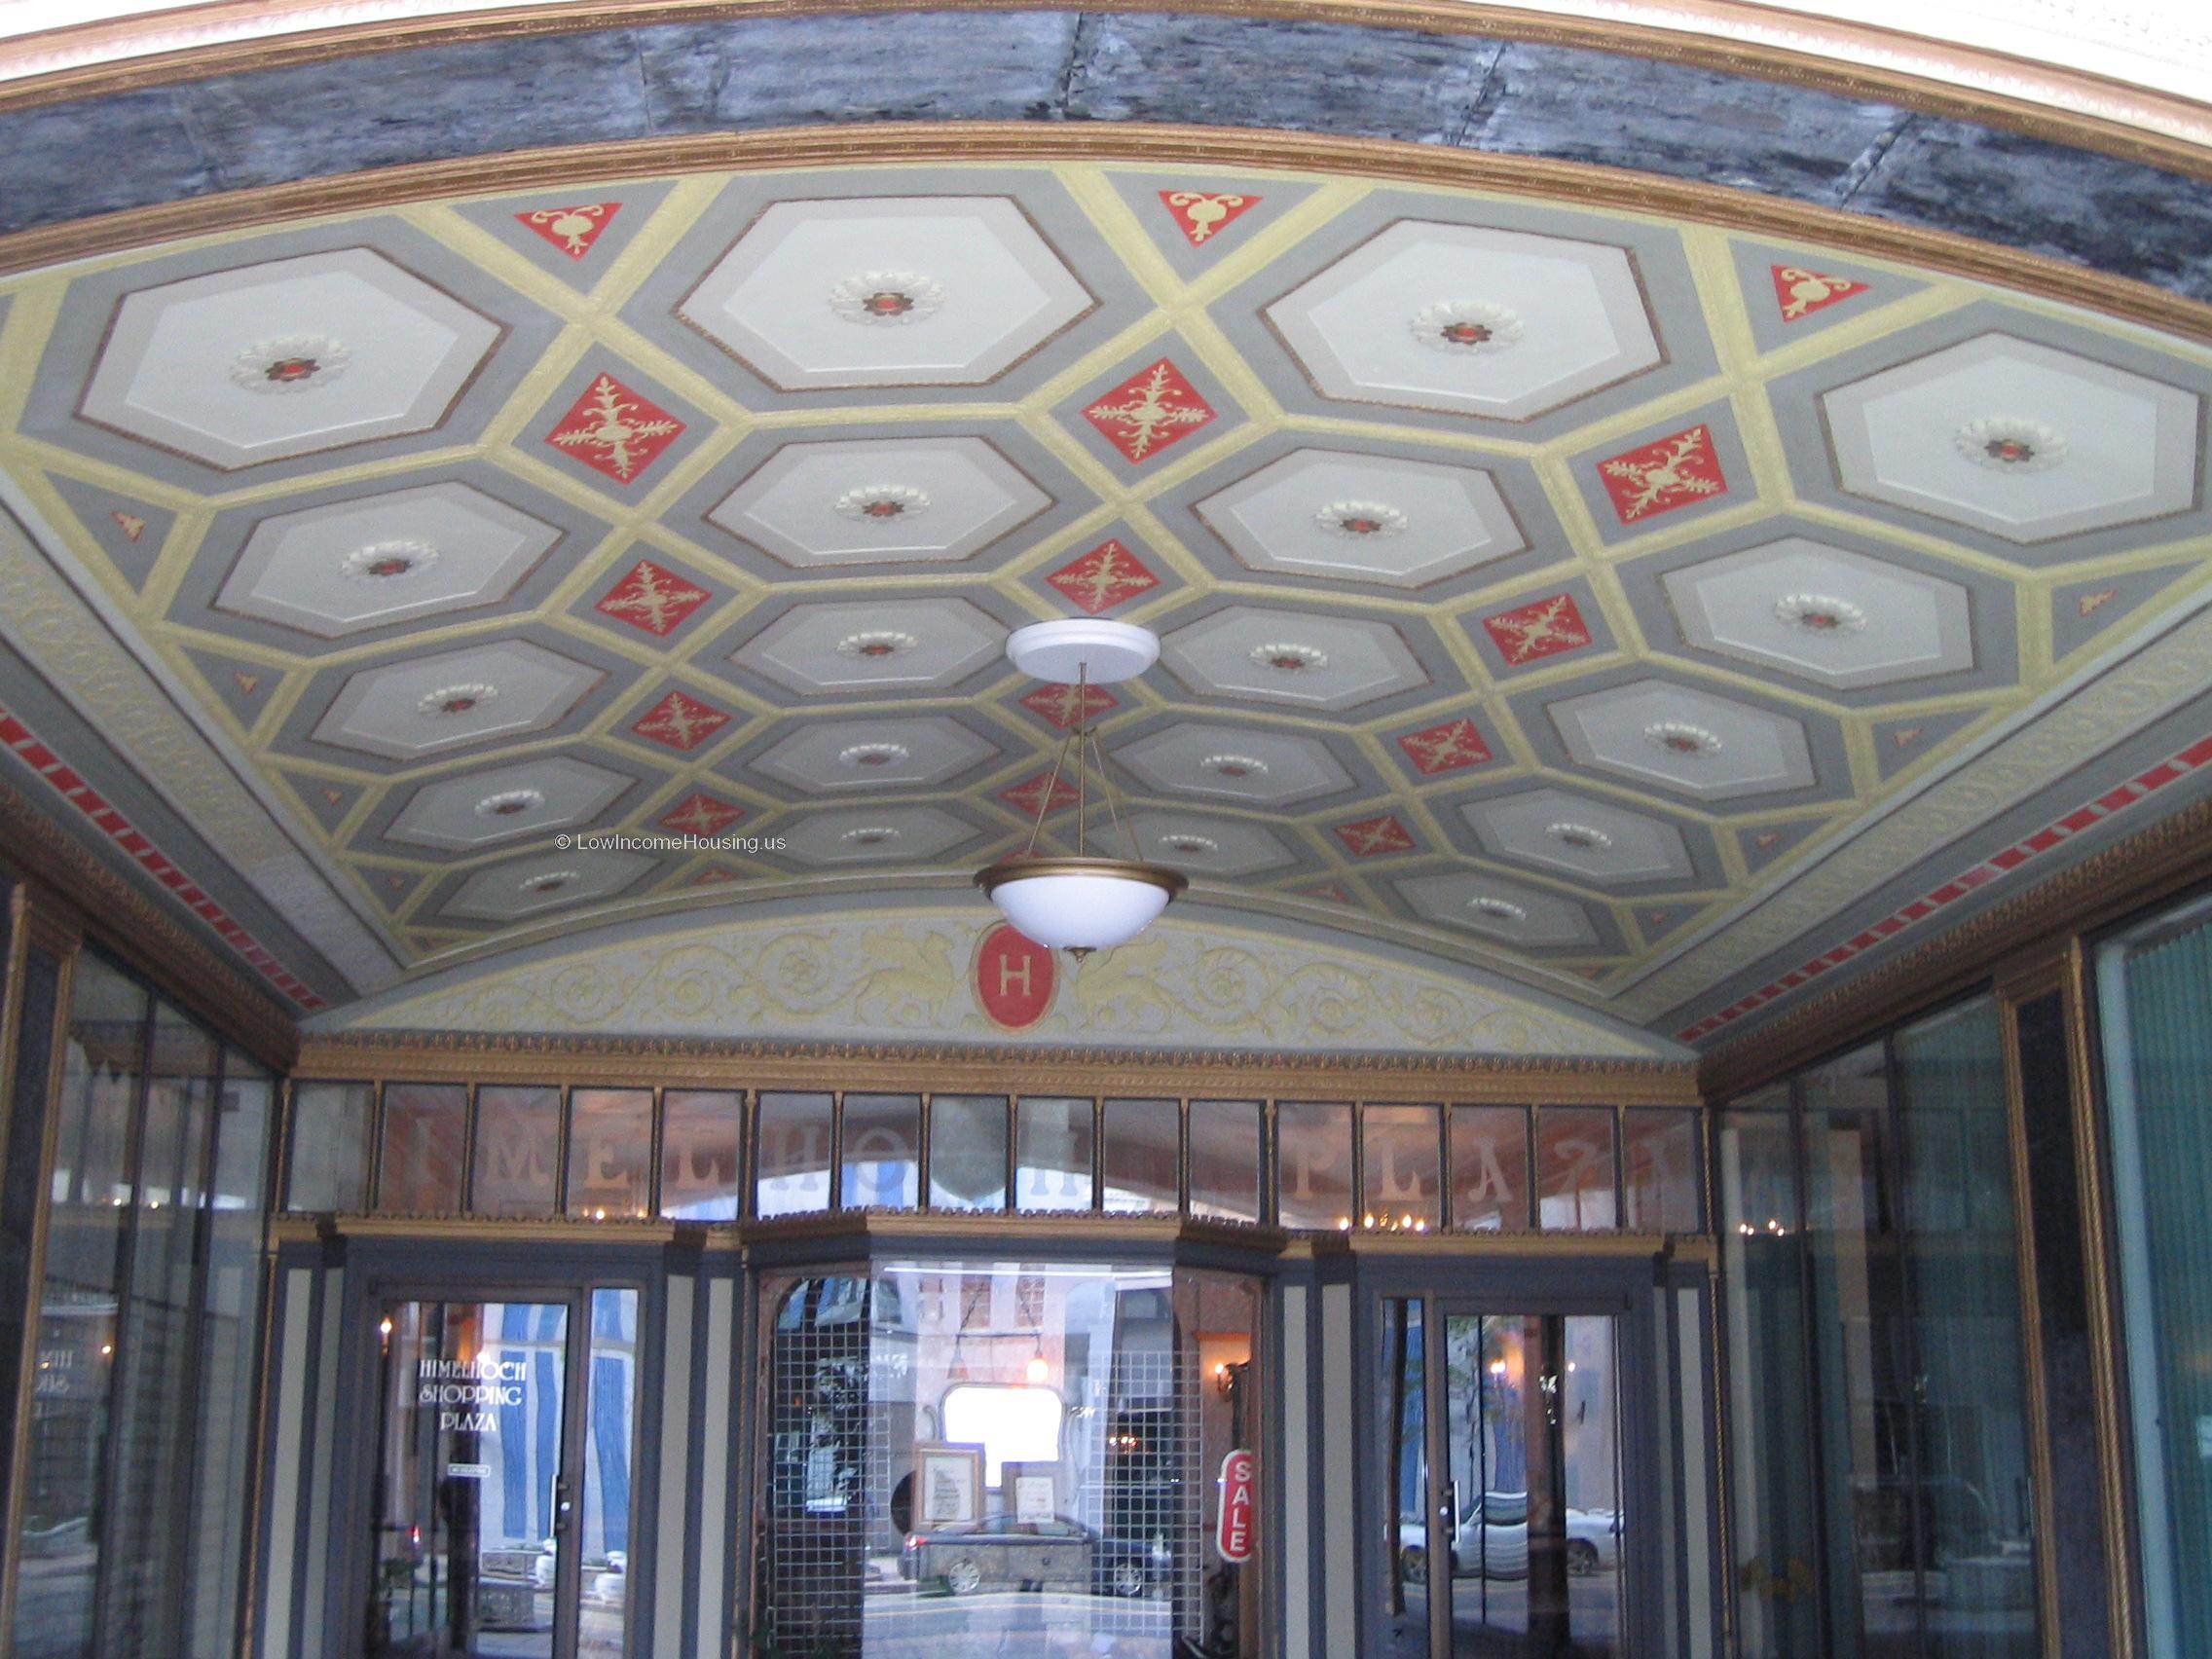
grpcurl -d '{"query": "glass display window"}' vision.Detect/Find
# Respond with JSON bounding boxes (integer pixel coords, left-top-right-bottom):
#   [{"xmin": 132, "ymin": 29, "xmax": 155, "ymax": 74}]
[{"xmin": 757, "ymin": 1258, "xmax": 1266, "ymax": 1658}]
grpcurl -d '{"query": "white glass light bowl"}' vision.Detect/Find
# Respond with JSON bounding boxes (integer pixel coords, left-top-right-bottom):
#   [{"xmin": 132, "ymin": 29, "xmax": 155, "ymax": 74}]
[{"xmin": 973, "ymin": 856, "xmax": 1188, "ymax": 951}]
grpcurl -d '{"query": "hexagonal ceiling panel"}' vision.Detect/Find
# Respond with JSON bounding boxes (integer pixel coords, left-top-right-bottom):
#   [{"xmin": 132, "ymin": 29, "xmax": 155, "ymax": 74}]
[
  {"xmin": 385, "ymin": 756, "xmax": 635, "ymax": 853},
  {"xmin": 311, "ymin": 641, "xmax": 604, "ymax": 762},
  {"xmin": 1264, "ymin": 220, "xmax": 1663, "ymax": 421},
  {"xmin": 1459, "ymin": 788, "xmax": 1700, "ymax": 889},
  {"xmin": 12, "ymin": 153, "xmax": 2212, "ymax": 1051},
  {"xmin": 214, "ymin": 481, "xmax": 562, "ymax": 640},
  {"xmin": 1548, "ymin": 679, "xmax": 1819, "ymax": 803},
  {"xmin": 707, "ymin": 436, "xmax": 1051, "ymax": 567},
  {"xmin": 444, "ymin": 847, "xmax": 654, "ymax": 922},
  {"xmin": 1194, "ymin": 448, "xmax": 1527, "ymax": 588},
  {"xmin": 746, "ymin": 715, "xmax": 999, "ymax": 793},
  {"xmin": 1660, "ymin": 538, "xmax": 1975, "ymax": 691},
  {"xmin": 79, "ymin": 247, "xmax": 502, "ymax": 469},
  {"xmin": 677, "ymin": 196, "xmax": 1095, "ymax": 389},
  {"xmin": 730, "ymin": 597, "xmax": 1007, "ymax": 696},
  {"xmin": 1821, "ymin": 332, "xmax": 2202, "ymax": 544},
  {"xmin": 1159, "ymin": 606, "xmax": 1430, "ymax": 711},
  {"xmin": 778, "ymin": 803, "xmax": 985, "ymax": 867},
  {"xmin": 1116, "ymin": 723, "xmax": 1356, "ymax": 807}
]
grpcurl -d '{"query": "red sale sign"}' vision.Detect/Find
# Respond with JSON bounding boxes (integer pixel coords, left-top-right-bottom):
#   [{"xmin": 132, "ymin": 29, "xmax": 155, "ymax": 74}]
[{"xmin": 1216, "ymin": 1448, "xmax": 1256, "ymax": 1563}]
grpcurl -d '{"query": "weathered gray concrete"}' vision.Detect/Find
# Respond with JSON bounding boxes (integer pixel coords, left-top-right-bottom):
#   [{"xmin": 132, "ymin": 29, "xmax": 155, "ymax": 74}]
[{"xmin": 2, "ymin": 13, "xmax": 2205, "ymax": 293}]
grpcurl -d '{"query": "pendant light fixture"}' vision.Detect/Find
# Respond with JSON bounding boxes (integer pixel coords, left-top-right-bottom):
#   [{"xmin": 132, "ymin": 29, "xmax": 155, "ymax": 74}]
[{"xmin": 975, "ymin": 619, "xmax": 1187, "ymax": 956}]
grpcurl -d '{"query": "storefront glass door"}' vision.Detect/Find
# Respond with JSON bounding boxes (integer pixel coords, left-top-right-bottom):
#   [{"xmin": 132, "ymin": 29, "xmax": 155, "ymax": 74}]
[
  {"xmin": 363, "ymin": 1292, "xmax": 638, "ymax": 1659},
  {"xmin": 1381, "ymin": 1297, "xmax": 1631, "ymax": 1659}
]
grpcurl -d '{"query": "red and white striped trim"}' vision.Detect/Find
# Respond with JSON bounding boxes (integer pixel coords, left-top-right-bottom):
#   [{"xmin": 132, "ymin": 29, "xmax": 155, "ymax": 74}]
[
  {"xmin": 1678, "ymin": 733, "xmax": 2212, "ymax": 1042},
  {"xmin": 0, "ymin": 707, "xmax": 323, "ymax": 1011}
]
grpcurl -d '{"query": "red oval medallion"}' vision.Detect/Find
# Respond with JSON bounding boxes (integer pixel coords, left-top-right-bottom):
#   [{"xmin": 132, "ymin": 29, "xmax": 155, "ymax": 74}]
[{"xmin": 975, "ymin": 922, "xmax": 1054, "ymax": 1030}]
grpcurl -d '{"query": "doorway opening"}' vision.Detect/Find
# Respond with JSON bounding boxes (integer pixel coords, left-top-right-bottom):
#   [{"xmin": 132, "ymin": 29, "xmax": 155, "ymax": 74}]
[
  {"xmin": 359, "ymin": 1289, "xmax": 640, "ymax": 1659},
  {"xmin": 1362, "ymin": 1259, "xmax": 1676, "ymax": 1659}
]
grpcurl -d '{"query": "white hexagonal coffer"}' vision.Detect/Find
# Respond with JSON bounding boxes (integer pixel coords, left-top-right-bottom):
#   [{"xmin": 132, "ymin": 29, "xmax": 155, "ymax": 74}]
[
  {"xmin": 1821, "ymin": 333, "xmax": 2202, "ymax": 544},
  {"xmin": 1195, "ymin": 448, "xmax": 1526, "ymax": 588},
  {"xmin": 1265, "ymin": 221, "xmax": 1663, "ymax": 422},
  {"xmin": 678, "ymin": 197, "xmax": 1094, "ymax": 389},
  {"xmin": 215, "ymin": 482, "xmax": 560, "ymax": 639},
  {"xmin": 81, "ymin": 248, "xmax": 501, "ymax": 469},
  {"xmin": 708, "ymin": 436, "xmax": 1049, "ymax": 568}
]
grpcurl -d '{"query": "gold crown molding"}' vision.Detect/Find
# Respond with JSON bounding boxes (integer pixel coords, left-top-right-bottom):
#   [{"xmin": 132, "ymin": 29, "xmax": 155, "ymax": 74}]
[
  {"xmin": 0, "ymin": 777, "xmax": 298, "ymax": 1071},
  {"xmin": 1697, "ymin": 784, "xmax": 2212, "ymax": 1099},
  {"xmin": 1, "ymin": 122, "xmax": 2205, "ymax": 346},
  {"xmin": 1, "ymin": 0, "xmax": 2207, "ymax": 178},
  {"xmin": 294, "ymin": 1027, "xmax": 1701, "ymax": 1102}
]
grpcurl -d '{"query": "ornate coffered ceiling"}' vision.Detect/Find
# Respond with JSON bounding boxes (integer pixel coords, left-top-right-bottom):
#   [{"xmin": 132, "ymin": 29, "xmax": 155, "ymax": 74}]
[{"xmin": 3, "ymin": 141, "xmax": 2211, "ymax": 1054}]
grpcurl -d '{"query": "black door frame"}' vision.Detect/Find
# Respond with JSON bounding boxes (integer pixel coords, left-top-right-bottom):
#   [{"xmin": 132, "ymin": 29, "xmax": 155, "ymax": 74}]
[
  {"xmin": 1351, "ymin": 1254, "xmax": 1673, "ymax": 1659},
  {"xmin": 322, "ymin": 1238, "xmax": 665, "ymax": 1659}
]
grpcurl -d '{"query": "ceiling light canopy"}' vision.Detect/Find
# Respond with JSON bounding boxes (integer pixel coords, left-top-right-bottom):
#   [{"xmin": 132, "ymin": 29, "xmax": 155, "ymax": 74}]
[{"xmin": 976, "ymin": 619, "xmax": 1188, "ymax": 955}]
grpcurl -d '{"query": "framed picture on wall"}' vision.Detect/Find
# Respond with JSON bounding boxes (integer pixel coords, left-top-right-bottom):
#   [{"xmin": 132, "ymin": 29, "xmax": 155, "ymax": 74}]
[
  {"xmin": 1004, "ymin": 1460, "xmax": 1060, "ymax": 1522},
  {"xmin": 915, "ymin": 1441, "xmax": 984, "ymax": 1526}
]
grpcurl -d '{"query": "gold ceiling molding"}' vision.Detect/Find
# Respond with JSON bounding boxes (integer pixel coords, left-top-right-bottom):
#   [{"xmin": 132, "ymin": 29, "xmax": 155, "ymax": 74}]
[
  {"xmin": 1, "ymin": 0, "xmax": 2207, "ymax": 176},
  {"xmin": 1, "ymin": 123, "xmax": 2206, "ymax": 345},
  {"xmin": 0, "ymin": 778, "xmax": 300, "ymax": 1069},
  {"xmin": 1697, "ymin": 783, "xmax": 2212, "ymax": 1099},
  {"xmin": 294, "ymin": 1024, "xmax": 1702, "ymax": 1100}
]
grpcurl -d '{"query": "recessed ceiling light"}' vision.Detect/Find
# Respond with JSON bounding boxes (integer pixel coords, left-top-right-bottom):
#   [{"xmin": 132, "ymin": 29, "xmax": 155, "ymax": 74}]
[
  {"xmin": 834, "ymin": 484, "xmax": 930, "ymax": 522},
  {"xmin": 341, "ymin": 538, "xmax": 439, "ymax": 581},
  {"xmin": 1773, "ymin": 593, "xmax": 1866, "ymax": 634},
  {"xmin": 421, "ymin": 682, "xmax": 498, "ymax": 718},
  {"xmin": 1200, "ymin": 754, "xmax": 1270, "ymax": 779},
  {"xmin": 1955, "ymin": 416, "xmax": 2065, "ymax": 473},
  {"xmin": 1409, "ymin": 299, "xmax": 1524, "ymax": 353},
  {"xmin": 521, "ymin": 869, "xmax": 576, "ymax": 894},
  {"xmin": 230, "ymin": 333, "xmax": 350, "ymax": 394},
  {"xmin": 475, "ymin": 789, "xmax": 544, "ymax": 819},
  {"xmin": 840, "ymin": 826, "xmax": 903, "ymax": 846},
  {"xmin": 836, "ymin": 630, "xmax": 919, "ymax": 659},
  {"xmin": 827, "ymin": 270, "xmax": 944, "ymax": 325},
  {"xmin": 1643, "ymin": 720, "xmax": 1721, "ymax": 757},
  {"xmin": 1252, "ymin": 642, "xmax": 1328, "ymax": 673},
  {"xmin": 1546, "ymin": 822, "xmax": 1612, "ymax": 851},
  {"xmin": 1313, "ymin": 499, "xmax": 1408, "ymax": 538},
  {"xmin": 1160, "ymin": 833, "xmax": 1219, "ymax": 856},
  {"xmin": 1468, "ymin": 896, "xmax": 1528, "ymax": 922},
  {"xmin": 838, "ymin": 742, "xmax": 911, "ymax": 768}
]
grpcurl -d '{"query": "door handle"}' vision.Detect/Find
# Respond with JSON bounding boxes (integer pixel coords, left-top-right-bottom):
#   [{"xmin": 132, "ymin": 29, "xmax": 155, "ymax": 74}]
[{"xmin": 553, "ymin": 1478, "xmax": 574, "ymax": 1534}]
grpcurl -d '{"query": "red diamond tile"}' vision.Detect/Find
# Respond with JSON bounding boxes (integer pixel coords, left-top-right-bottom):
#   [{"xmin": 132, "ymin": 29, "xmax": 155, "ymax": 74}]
[
  {"xmin": 1396, "ymin": 718, "xmax": 1493, "ymax": 776},
  {"xmin": 1481, "ymin": 593, "xmax": 1593, "ymax": 665},
  {"xmin": 1770, "ymin": 264, "xmax": 1868, "ymax": 323},
  {"xmin": 1596, "ymin": 424, "xmax": 1727, "ymax": 524},
  {"xmin": 1020, "ymin": 682, "xmax": 1117, "ymax": 730},
  {"xmin": 1083, "ymin": 358, "xmax": 1216, "ymax": 464},
  {"xmin": 658, "ymin": 793, "xmax": 746, "ymax": 835},
  {"xmin": 1296, "ymin": 882, "xmax": 1352, "ymax": 904},
  {"xmin": 1157, "ymin": 189, "xmax": 1262, "ymax": 246},
  {"xmin": 516, "ymin": 202, "xmax": 621, "ymax": 259},
  {"xmin": 596, "ymin": 559, "xmax": 711, "ymax": 637},
  {"xmin": 1047, "ymin": 537, "xmax": 1161, "ymax": 614},
  {"xmin": 546, "ymin": 373, "xmax": 685, "ymax": 484},
  {"xmin": 1000, "ymin": 772, "xmax": 1081, "ymax": 816},
  {"xmin": 630, "ymin": 689, "xmax": 730, "ymax": 753},
  {"xmin": 1333, "ymin": 814, "xmax": 1416, "ymax": 858},
  {"xmin": 690, "ymin": 866, "xmax": 743, "ymax": 886}
]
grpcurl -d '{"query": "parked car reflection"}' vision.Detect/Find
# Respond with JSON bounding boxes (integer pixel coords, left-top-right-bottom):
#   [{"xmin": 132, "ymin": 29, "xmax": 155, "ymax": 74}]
[
  {"xmin": 1397, "ymin": 1491, "xmax": 1622, "ymax": 1579},
  {"xmin": 901, "ymin": 1513, "xmax": 1164, "ymax": 1599}
]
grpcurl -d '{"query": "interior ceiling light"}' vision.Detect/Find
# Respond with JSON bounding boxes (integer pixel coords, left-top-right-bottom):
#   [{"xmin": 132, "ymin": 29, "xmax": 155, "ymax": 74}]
[{"xmin": 976, "ymin": 618, "xmax": 1188, "ymax": 956}]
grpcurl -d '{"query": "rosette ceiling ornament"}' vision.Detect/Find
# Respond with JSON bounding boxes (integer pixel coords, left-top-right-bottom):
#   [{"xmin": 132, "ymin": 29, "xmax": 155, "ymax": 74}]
[{"xmin": 976, "ymin": 620, "xmax": 1188, "ymax": 955}]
